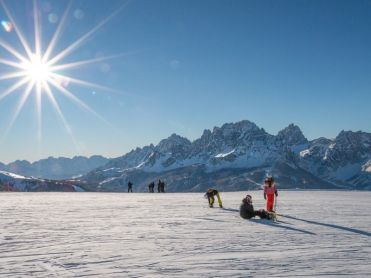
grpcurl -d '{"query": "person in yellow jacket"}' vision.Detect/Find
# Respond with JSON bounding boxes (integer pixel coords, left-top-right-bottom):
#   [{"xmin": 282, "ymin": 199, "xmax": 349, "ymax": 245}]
[{"xmin": 204, "ymin": 188, "xmax": 223, "ymax": 208}]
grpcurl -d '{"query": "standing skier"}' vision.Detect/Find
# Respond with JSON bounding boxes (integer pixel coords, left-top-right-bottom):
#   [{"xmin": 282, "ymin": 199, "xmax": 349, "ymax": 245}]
[
  {"xmin": 160, "ymin": 180, "xmax": 165, "ymax": 193},
  {"xmin": 263, "ymin": 177, "xmax": 278, "ymax": 212},
  {"xmin": 127, "ymin": 181, "xmax": 133, "ymax": 193},
  {"xmin": 157, "ymin": 179, "xmax": 161, "ymax": 193},
  {"xmin": 204, "ymin": 188, "xmax": 223, "ymax": 208}
]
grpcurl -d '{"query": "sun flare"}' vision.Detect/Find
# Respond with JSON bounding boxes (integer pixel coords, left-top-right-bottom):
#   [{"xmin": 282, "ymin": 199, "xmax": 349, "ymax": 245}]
[
  {"xmin": 0, "ymin": 0, "xmax": 128, "ymax": 145},
  {"xmin": 21, "ymin": 54, "xmax": 51, "ymax": 84}
]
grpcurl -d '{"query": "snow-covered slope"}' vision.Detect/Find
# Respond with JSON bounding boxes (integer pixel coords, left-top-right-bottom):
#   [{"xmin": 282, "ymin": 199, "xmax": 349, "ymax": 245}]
[
  {"xmin": 84, "ymin": 120, "xmax": 370, "ymax": 191},
  {"xmin": 0, "ymin": 171, "xmax": 31, "ymax": 192},
  {"xmin": 1, "ymin": 191, "xmax": 370, "ymax": 277},
  {"xmin": 0, "ymin": 170, "xmax": 85, "ymax": 192}
]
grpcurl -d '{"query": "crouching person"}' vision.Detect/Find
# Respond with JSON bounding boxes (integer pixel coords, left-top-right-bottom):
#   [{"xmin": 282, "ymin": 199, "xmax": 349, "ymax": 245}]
[{"xmin": 205, "ymin": 188, "xmax": 223, "ymax": 208}]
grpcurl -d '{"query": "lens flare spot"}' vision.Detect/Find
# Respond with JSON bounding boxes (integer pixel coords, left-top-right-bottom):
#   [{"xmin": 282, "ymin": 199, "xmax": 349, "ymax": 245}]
[
  {"xmin": 73, "ymin": 9, "xmax": 84, "ymax": 20},
  {"xmin": 53, "ymin": 75, "xmax": 70, "ymax": 88},
  {"xmin": 48, "ymin": 13, "xmax": 59, "ymax": 24},
  {"xmin": 1, "ymin": 20, "xmax": 13, "ymax": 32},
  {"xmin": 100, "ymin": 63, "xmax": 111, "ymax": 73},
  {"xmin": 170, "ymin": 59, "xmax": 180, "ymax": 69}
]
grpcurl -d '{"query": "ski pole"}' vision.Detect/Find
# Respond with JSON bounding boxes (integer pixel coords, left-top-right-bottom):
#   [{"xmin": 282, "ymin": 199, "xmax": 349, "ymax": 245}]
[{"xmin": 274, "ymin": 195, "xmax": 278, "ymax": 212}]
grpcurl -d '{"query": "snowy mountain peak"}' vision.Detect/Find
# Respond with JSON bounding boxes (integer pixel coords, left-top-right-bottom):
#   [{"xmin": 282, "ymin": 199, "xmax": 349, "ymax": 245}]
[
  {"xmin": 211, "ymin": 120, "xmax": 268, "ymax": 145},
  {"xmin": 216, "ymin": 120, "xmax": 261, "ymax": 135},
  {"xmin": 156, "ymin": 133, "xmax": 192, "ymax": 153},
  {"xmin": 277, "ymin": 123, "xmax": 308, "ymax": 146},
  {"xmin": 335, "ymin": 130, "xmax": 371, "ymax": 148},
  {"xmin": 201, "ymin": 129, "xmax": 212, "ymax": 138}
]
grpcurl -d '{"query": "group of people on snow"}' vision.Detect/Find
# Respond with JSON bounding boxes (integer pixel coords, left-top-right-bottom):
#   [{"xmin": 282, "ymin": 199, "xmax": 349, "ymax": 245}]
[
  {"xmin": 205, "ymin": 176, "xmax": 278, "ymax": 220},
  {"xmin": 126, "ymin": 179, "xmax": 166, "ymax": 193},
  {"xmin": 148, "ymin": 179, "xmax": 166, "ymax": 193},
  {"xmin": 128, "ymin": 176, "xmax": 279, "ymax": 221}
]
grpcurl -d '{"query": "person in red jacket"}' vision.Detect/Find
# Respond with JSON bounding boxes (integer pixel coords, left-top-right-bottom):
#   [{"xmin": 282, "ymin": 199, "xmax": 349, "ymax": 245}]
[{"xmin": 263, "ymin": 176, "xmax": 278, "ymax": 212}]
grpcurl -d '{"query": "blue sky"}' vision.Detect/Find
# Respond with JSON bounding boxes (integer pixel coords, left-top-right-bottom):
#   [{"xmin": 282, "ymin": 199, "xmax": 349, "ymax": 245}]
[{"xmin": 0, "ymin": 0, "xmax": 370, "ymax": 163}]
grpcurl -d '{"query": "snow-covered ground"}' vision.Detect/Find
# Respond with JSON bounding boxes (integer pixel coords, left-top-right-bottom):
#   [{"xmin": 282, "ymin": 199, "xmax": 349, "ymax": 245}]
[{"xmin": 0, "ymin": 191, "xmax": 370, "ymax": 277}]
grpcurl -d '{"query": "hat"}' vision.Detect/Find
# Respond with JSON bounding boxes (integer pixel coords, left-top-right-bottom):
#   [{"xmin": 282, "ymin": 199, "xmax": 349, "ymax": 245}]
[
  {"xmin": 265, "ymin": 176, "xmax": 274, "ymax": 184},
  {"xmin": 244, "ymin": 194, "xmax": 252, "ymax": 204}
]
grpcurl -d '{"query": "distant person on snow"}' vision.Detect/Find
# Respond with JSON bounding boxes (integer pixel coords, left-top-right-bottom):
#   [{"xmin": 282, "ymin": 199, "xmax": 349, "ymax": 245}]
[
  {"xmin": 148, "ymin": 181, "xmax": 155, "ymax": 193},
  {"xmin": 204, "ymin": 188, "xmax": 223, "ymax": 208},
  {"xmin": 263, "ymin": 176, "xmax": 278, "ymax": 212},
  {"xmin": 127, "ymin": 181, "xmax": 133, "ymax": 193},
  {"xmin": 160, "ymin": 180, "xmax": 165, "ymax": 193},
  {"xmin": 157, "ymin": 179, "xmax": 161, "ymax": 193},
  {"xmin": 240, "ymin": 194, "xmax": 275, "ymax": 220}
]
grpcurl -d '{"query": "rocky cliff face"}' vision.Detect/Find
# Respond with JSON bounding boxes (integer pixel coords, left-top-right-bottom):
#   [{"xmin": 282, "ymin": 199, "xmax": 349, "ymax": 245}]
[{"xmin": 298, "ymin": 131, "xmax": 371, "ymax": 189}]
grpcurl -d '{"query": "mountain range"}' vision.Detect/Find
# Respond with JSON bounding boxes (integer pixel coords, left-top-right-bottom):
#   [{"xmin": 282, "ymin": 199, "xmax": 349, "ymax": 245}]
[
  {"xmin": 0, "ymin": 155, "xmax": 109, "ymax": 180},
  {"xmin": 1, "ymin": 120, "xmax": 370, "ymax": 192},
  {"xmin": 82, "ymin": 120, "xmax": 371, "ymax": 192}
]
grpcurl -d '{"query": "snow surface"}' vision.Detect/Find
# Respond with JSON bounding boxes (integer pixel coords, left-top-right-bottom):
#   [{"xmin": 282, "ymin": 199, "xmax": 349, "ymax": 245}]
[
  {"xmin": 299, "ymin": 149, "xmax": 310, "ymax": 157},
  {"xmin": 0, "ymin": 191, "xmax": 370, "ymax": 277},
  {"xmin": 99, "ymin": 177, "xmax": 119, "ymax": 185},
  {"xmin": 215, "ymin": 149, "xmax": 235, "ymax": 158},
  {"xmin": 363, "ymin": 160, "xmax": 371, "ymax": 173}
]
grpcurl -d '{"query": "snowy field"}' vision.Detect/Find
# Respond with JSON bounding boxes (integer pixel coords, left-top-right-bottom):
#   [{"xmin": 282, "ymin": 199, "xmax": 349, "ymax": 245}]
[{"xmin": 1, "ymin": 191, "xmax": 370, "ymax": 277}]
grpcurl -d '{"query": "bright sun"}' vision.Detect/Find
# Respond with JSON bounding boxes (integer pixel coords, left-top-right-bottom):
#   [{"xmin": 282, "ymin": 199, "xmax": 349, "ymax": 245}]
[
  {"xmin": 21, "ymin": 54, "xmax": 51, "ymax": 84},
  {"xmin": 0, "ymin": 0, "xmax": 127, "ymax": 143}
]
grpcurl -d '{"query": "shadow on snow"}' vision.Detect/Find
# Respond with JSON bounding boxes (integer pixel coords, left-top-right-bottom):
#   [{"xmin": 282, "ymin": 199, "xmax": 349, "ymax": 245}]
[
  {"xmin": 222, "ymin": 207, "xmax": 316, "ymax": 235},
  {"xmin": 221, "ymin": 208, "xmax": 239, "ymax": 212},
  {"xmin": 249, "ymin": 218, "xmax": 317, "ymax": 235},
  {"xmin": 279, "ymin": 214, "xmax": 371, "ymax": 237}
]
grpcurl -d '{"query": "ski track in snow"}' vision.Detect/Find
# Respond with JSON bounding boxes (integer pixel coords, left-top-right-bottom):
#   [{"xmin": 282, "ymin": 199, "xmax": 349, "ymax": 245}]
[{"xmin": 0, "ymin": 191, "xmax": 370, "ymax": 277}]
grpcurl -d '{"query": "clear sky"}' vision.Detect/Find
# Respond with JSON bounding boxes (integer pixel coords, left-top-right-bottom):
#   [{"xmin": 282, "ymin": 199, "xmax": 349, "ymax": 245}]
[{"xmin": 0, "ymin": 0, "xmax": 370, "ymax": 163}]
